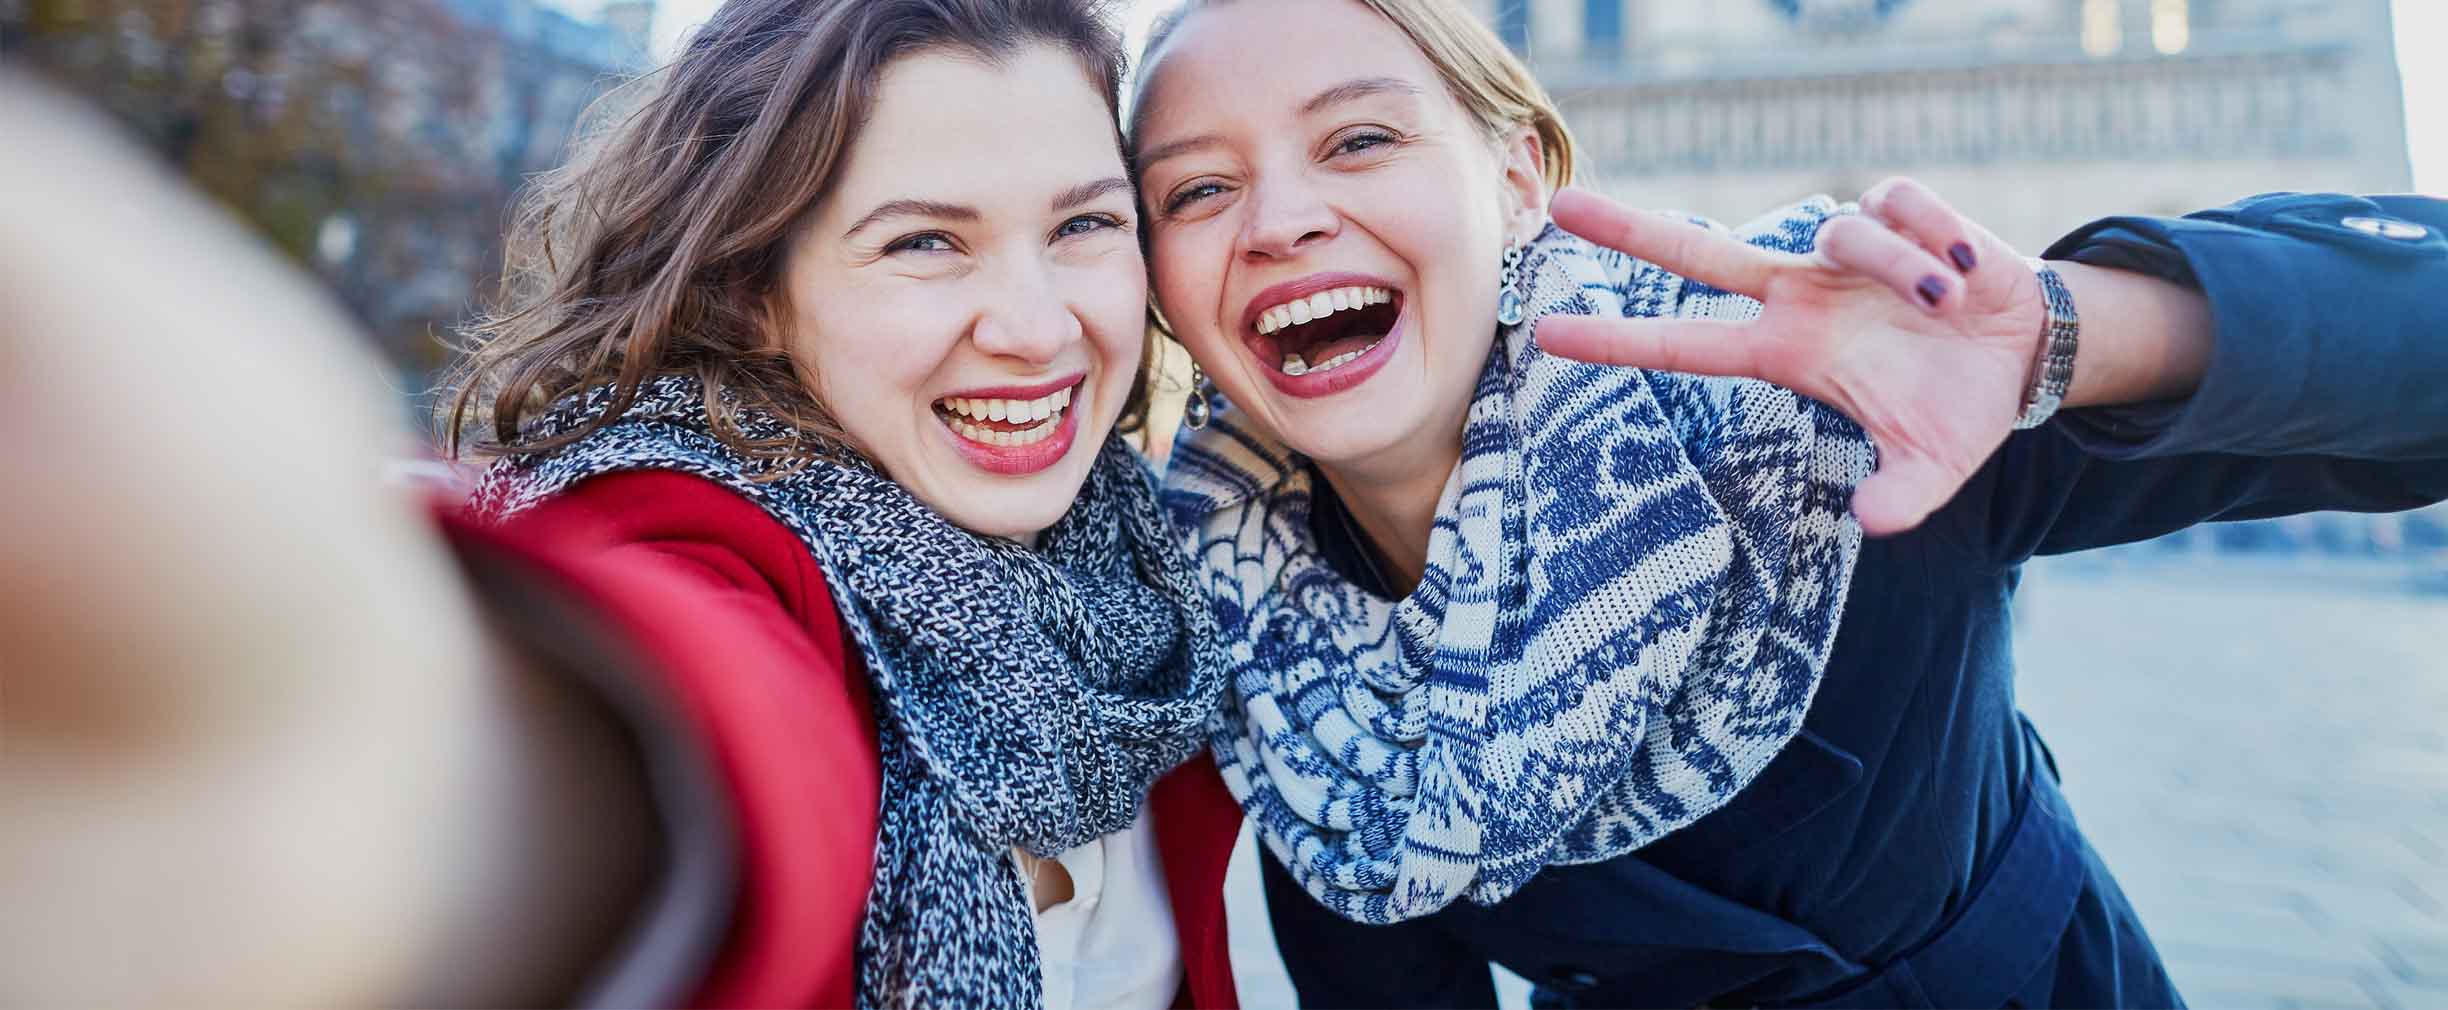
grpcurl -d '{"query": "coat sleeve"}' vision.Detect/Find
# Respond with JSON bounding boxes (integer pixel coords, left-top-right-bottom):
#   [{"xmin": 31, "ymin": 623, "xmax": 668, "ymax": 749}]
[
  {"xmin": 481, "ymin": 470, "xmax": 882, "ymax": 1010},
  {"xmin": 1922, "ymin": 192, "xmax": 2448, "ymax": 564},
  {"xmin": 2043, "ymin": 192, "xmax": 2448, "ymax": 460}
]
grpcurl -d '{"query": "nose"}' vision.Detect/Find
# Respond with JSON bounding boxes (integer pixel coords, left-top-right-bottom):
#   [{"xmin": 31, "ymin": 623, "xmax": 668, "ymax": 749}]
[
  {"xmin": 970, "ymin": 259, "xmax": 1082, "ymax": 365},
  {"xmin": 1240, "ymin": 174, "xmax": 1338, "ymax": 262}
]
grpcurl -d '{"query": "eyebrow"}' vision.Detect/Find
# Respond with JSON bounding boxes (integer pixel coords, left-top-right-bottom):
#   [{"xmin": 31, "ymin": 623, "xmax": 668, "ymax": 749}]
[
  {"xmin": 1135, "ymin": 134, "xmax": 1223, "ymax": 175},
  {"xmin": 1300, "ymin": 76, "xmax": 1422, "ymax": 115},
  {"xmin": 842, "ymin": 198, "xmax": 978, "ymax": 240},
  {"xmin": 1051, "ymin": 176, "xmax": 1133, "ymax": 212},
  {"xmin": 840, "ymin": 178, "xmax": 1133, "ymax": 240},
  {"xmin": 1136, "ymin": 77, "xmax": 1424, "ymax": 173}
]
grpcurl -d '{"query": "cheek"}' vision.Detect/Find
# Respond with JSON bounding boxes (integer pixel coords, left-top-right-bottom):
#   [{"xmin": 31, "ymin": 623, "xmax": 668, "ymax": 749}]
[
  {"xmin": 1073, "ymin": 258, "xmax": 1148, "ymax": 372},
  {"xmin": 795, "ymin": 295, "xmax": 958, "ymax": 425},
  {"xmin": 1149, "ymin": 232, "xmax": 1232, "ymax": 352}
]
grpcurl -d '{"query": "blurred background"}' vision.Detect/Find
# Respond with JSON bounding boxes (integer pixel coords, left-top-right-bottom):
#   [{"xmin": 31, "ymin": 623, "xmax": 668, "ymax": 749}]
[{"xmin": 3, "ymin": 0, "xmax": 2441, "ymax": 1006}]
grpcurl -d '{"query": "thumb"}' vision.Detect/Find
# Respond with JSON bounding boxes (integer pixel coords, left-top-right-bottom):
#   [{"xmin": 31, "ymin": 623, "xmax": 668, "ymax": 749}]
[{"xmin": 1849, "ymin": 450, "xmax": 1964, "ymax": 537}]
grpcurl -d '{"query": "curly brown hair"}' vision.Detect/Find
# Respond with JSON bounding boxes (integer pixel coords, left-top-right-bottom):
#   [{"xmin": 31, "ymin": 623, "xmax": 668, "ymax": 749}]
[{"xmin": 439, "ymin": 0, "xmax": 1143, "ymax": 465}]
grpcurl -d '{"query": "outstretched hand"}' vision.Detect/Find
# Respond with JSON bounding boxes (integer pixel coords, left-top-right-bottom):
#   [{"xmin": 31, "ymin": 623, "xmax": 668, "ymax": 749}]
[{"xmin": 1537, "ymin": 179, "xmax": 2047, "ymax": 536}]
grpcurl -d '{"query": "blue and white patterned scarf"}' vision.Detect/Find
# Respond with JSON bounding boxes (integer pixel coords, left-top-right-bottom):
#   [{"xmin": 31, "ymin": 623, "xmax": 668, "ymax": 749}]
[
  {"xmin": 1162, "ymin": 200, "xmax": 1876, "ymax": 924},
  {"xmin": 472, "ymin": 375, "xmax": 1226, "ymax": 1009}
]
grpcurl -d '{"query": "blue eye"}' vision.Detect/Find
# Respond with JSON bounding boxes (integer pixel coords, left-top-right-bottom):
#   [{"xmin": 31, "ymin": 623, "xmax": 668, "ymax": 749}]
[
  {"xmin": 1056, "ymin": 213, "xmax": 1123, "ymax": 239},
  {"xmin": 1333, "ymin": 130, "xmax": 1397, "ymax": 157},
  {"xmin": 887, "ymin": 232, "xmax": 955, "ymax": 254},
  {"xmin": 1164, "ymin": 182, "xmax": 1227, "ymax": 214}
]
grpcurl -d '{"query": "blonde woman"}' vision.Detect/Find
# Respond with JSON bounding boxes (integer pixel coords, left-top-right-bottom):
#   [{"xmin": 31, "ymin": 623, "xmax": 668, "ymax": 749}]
[{"xmin": 1130, "ymin": 1, "xmax": 2448, "ymax": 1006}]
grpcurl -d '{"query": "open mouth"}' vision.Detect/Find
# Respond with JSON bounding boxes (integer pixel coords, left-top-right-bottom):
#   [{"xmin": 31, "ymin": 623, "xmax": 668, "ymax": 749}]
[
  {"xmin": 933, "ymin": 384, "xmax": 1075, "ymax": 448},
  {"xmin": 1246, "ymin": 284, "xmax": 1403, "ymax": 380}
]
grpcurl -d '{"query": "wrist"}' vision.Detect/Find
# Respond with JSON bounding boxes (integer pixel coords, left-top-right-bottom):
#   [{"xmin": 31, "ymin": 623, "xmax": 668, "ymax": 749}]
[
  {"xmin": 2047, "ymin": 260, "xmax": 2216, "ymax": 408},
  {"xmin": 2014, "ymin": 259, "xmax": 2079, "ymax": 429}
]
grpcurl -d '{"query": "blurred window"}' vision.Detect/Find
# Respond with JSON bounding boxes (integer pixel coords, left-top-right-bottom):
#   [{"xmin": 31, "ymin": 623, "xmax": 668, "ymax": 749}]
[
  {"xmin": 1585, "ymin": 0, "xmax": 1623, "ymax": 61},
  {"xmin": 1498, "ymin": 0, "xmax": 1532, "ymax": 54},
  {"xmin": 2084, "ymin": 0, "xmax": 2124, "ymax": 57},
  {"xmin": 2152, "ymin": 0, "xmax": 2191, "ymax": 55}
]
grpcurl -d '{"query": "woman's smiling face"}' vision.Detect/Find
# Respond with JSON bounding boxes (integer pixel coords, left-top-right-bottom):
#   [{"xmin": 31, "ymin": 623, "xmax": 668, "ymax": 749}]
[
  {"xmin": 1132, "ymin": 0, "xmax": 1545, "ymax": 470},
  {"xmin": 782, "ymin": 44, "xmax": 1144, "ymax": 540}
]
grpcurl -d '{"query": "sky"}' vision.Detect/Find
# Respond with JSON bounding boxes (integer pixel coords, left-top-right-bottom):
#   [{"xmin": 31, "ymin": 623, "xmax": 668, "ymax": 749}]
[{"xmin": 563, "ymin": 0, "xmax": 2440, "ymax": 194}]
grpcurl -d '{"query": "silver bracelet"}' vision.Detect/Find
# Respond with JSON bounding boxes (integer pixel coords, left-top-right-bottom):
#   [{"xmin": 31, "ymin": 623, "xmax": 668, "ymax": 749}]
[{"xmin": 2015, "ymin": 259, "xmax": 2080, "ymax": 430}]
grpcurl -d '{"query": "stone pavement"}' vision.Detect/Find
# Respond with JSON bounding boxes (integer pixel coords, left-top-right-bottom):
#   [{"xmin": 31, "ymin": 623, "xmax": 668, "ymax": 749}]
[
  {"xmin": 2013, "ymin": 557, "xmax": 2448, "ymax": 1010},
  {"xmin": 1218, "ymin": 556, "xmax": 2448, "ymax": 1008}
]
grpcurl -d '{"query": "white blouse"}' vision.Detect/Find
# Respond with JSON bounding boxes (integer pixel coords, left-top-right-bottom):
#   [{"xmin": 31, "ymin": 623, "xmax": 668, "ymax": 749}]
[{"xmin": 1016, "ymin": 816, "xmax": 1182, "ymax": 1010}]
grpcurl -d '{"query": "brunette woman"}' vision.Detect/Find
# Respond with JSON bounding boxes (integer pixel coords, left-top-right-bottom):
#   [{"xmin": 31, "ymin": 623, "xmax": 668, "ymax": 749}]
[{"xmin": 3, "ymin": 3, "xmax": 1246, "ymax": 1007}]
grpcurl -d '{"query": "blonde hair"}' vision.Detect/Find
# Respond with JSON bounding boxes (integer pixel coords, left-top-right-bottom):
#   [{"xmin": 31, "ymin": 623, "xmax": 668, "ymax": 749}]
[{"xmin": 1133, "ymin": 0, "xmax": 1576, "ymax": 192}]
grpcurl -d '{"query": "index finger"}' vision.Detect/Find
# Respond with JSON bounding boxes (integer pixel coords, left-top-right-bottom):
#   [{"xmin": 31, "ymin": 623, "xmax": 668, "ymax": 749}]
[{"xmin": 1551, "ymin": 188, "xmax": 1784, "ymax": 298}]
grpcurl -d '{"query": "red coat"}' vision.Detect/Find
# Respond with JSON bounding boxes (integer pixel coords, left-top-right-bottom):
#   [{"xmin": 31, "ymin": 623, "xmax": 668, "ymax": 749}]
[{"xmin": 474, "ymin": 470, "xmax": 1244, "ymax": 1009}]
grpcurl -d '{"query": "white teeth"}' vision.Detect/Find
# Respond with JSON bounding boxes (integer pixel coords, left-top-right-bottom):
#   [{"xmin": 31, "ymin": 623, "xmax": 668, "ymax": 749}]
[
  {"xmin": 1277, "ymin": 338, "xmax": 1381, "ymax": 376},
  {"xmin": 946, "ymin": 413, "xmax": 1062, "ymax": 448},
  {"xmin": 936, "ymin": 385, "xmax": 1076, "ymax": 448},
  {"xmin": 1253, "ymin": 285, "xmax": 1394, "ymax": 336}
]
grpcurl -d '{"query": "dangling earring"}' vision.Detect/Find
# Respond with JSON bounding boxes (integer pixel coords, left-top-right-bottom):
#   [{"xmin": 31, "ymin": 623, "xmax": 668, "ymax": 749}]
[
  {"xmin": 1496, "ymin": 238, "xmax": 1527, "ymax": 327},
  {"xmin": 1184, "ymin": 363, "xmax": 1213, "ymax": 430}
]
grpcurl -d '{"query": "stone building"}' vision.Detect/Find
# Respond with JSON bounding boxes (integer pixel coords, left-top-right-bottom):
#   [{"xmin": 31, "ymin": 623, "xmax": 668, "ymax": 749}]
[{"xmin": 1464, "ymin": 0, "xmax": 2413, "ymax": 249}]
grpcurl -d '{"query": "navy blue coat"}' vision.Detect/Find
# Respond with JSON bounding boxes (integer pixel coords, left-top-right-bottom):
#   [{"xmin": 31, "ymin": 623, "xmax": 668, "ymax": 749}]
[{"xmin": 1265, "ymin": 193, "xmax": 2448, "ymax": 1009}]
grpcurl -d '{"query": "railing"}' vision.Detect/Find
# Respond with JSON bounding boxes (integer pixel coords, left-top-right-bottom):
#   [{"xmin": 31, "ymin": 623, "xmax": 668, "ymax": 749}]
[{"xmin": 1545, "ymin": 42, "xmax": 2357, "ymax": 174}]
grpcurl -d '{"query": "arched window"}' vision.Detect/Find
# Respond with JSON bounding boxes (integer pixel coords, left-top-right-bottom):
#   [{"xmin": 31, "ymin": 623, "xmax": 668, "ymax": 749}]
[
  {"xmin": 2152, "ymin": 0, "xmax": 2191, "ymax": 55},
  {"xmin": 2082, "ymin": 0, "xmax": 2123, "ymax": 58}
]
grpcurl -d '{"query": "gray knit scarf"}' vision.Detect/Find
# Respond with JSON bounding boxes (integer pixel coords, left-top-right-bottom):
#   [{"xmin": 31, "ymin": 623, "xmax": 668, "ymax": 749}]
[
  {"xmin": 472, "ymin": 375, "xmax": 1225, "ymax": 1009},
  {"xmin": 1162, "ymin": 201, "xmax": 1876, "ymax": 925}
]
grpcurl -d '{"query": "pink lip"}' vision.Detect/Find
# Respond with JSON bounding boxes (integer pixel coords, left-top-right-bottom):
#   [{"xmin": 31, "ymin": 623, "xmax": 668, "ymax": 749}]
[
  {"xmin": 1256, "ymin": 303, "xmax": 1406, "ymax": 399},
  {"xmin": 935, "ymin": 375, "xmax": 1086, "ymax": 477},
  {"xmin": 943, "ymin": 372, "xmax": 1086, "ymax": 401}
]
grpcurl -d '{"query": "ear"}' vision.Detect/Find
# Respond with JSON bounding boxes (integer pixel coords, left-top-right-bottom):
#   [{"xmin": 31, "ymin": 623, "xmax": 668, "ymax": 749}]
[{"xmin": 1496, "ymin": 125, "xmax": 1550, "ymax": 245}]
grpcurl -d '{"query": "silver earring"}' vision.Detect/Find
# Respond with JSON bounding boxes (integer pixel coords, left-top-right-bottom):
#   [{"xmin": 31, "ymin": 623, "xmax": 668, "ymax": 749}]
[
  {"xmin": 1497, "ymin": 239, "xmax": 1527, "ymax": 327},
  {"xmin": 1184, "ymin": 364, "xmax": 1213, "ymax": 430}
]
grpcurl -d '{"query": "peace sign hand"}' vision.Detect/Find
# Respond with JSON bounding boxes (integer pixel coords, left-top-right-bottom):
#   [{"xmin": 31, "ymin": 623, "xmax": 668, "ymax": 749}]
[{"xmin": 1536, "ymin": 178, "xmax": 2047, "ymax": 536}]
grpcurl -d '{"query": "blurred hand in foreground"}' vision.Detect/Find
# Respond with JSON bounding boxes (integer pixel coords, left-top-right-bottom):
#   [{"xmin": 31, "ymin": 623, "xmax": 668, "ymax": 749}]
[{"xmin": 0, "ymin": 76, "xmax": 642, "ymax": 1006}]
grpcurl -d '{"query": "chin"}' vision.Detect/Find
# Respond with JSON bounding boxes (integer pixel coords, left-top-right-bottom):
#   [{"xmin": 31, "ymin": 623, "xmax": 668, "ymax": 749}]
[
  {"xmin": 1276, "ymin": 406, "xmax": 1426, "ymax": 468},
  {"xmin": 930, "ymin": 460, "xmax": 1096, "ymax": 543}
]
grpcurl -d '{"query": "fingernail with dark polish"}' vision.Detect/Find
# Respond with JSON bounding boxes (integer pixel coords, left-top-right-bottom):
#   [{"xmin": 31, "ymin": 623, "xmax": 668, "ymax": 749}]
[
  {"xmin": 1916, "ymin": 275, "xmax": 1946, "ymax": 307},
  {"xmin": 1949, "ymin": 241, "xmax": 1977, "ymax": 272}
]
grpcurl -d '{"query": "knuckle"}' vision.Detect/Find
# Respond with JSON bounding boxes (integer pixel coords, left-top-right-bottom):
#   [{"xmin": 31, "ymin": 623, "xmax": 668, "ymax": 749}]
[{"xmin": 1861, "ymin": 176, "xmax": 1905, "ymax": 207}]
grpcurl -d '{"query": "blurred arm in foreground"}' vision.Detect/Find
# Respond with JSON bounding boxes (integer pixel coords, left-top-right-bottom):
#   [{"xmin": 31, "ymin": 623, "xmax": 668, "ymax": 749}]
[{"xmin": 0, "ymin": 75, "xmax": 655, "ymax": 1006}]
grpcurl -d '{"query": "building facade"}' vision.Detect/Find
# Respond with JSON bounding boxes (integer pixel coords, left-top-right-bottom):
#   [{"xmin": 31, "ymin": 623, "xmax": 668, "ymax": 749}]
[
  {"xmin": 1467, "ymin": 0, "xmax": 2412, "ymax": 249},
  {"xmin": 1464, "ymin": 0, "xmax": 2443, "ymax": 556}
]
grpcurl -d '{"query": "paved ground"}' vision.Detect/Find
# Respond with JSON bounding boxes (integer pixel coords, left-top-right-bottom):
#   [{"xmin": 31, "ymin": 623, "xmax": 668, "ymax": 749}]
[
  {"xmin": 1218, "ymin": 556, "xmax": 2448, "ymax": 1008},
  {"xmin": 2013, "ymin": 557, "xmax": 2448, "ymax": 1010}
]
